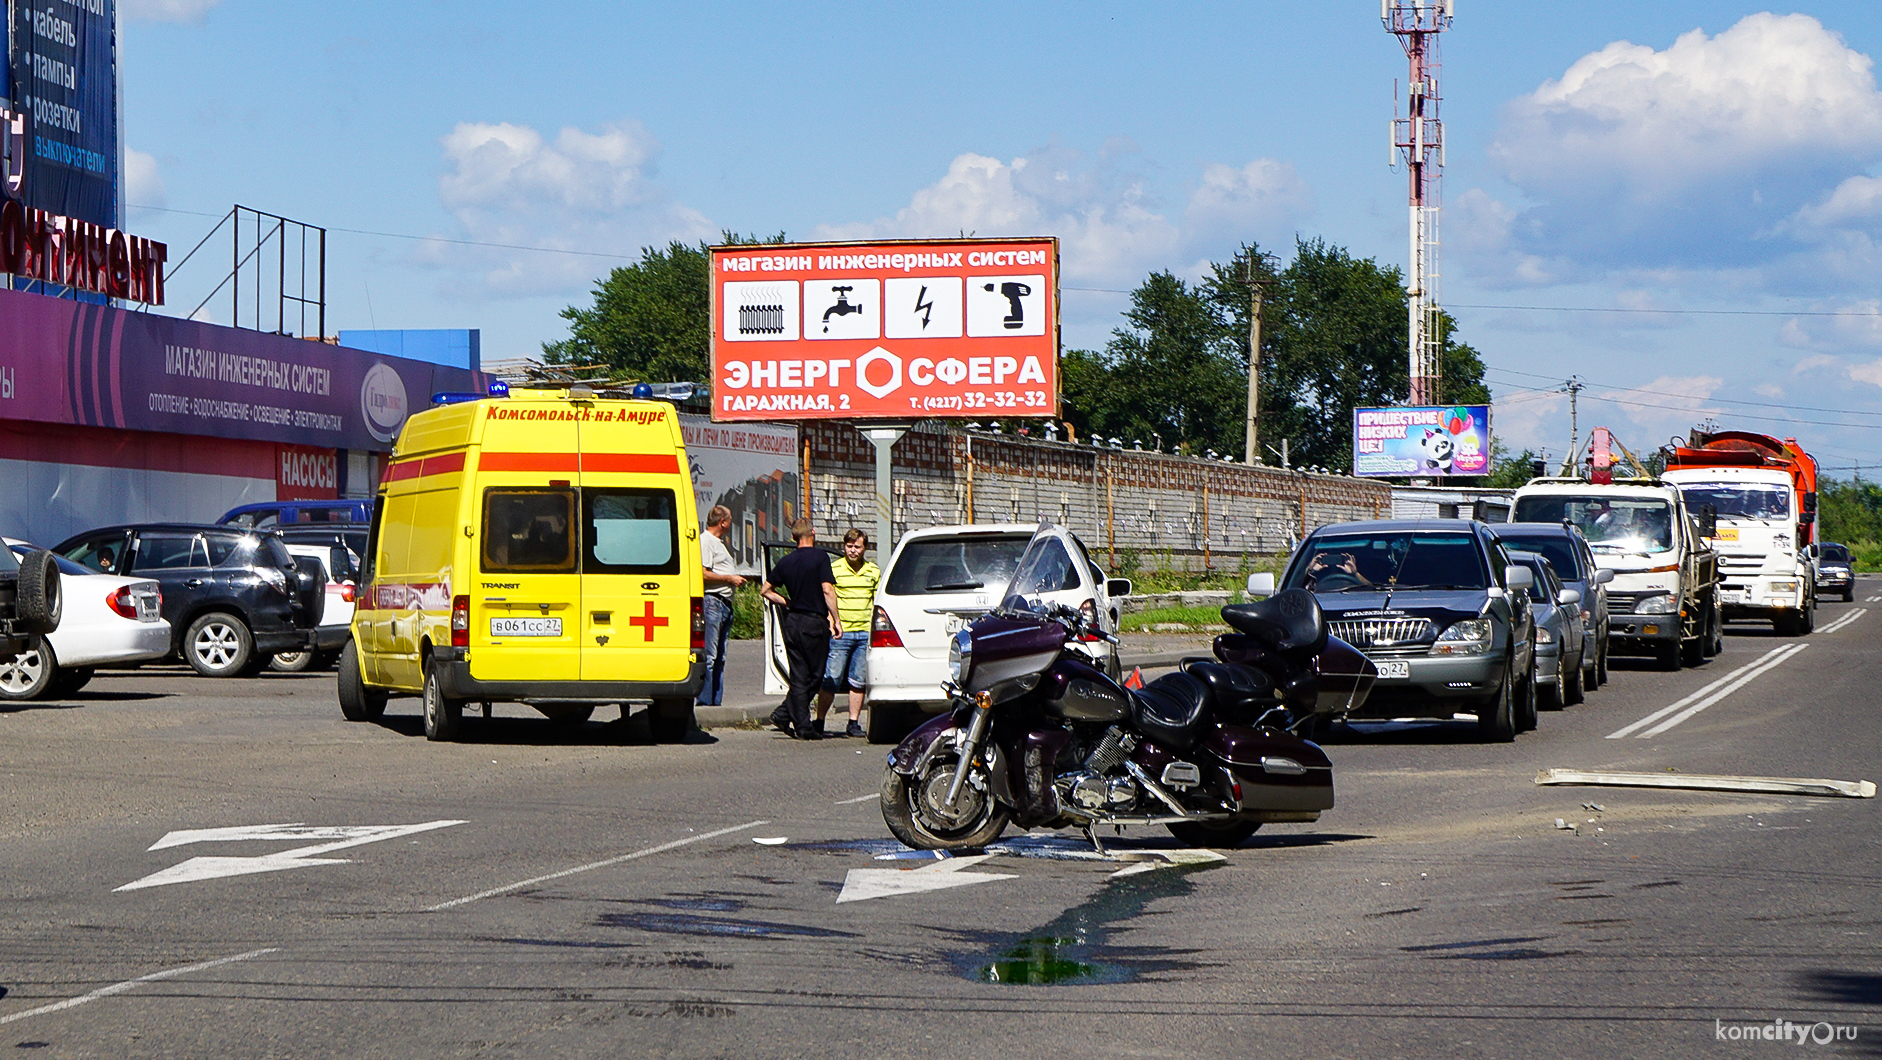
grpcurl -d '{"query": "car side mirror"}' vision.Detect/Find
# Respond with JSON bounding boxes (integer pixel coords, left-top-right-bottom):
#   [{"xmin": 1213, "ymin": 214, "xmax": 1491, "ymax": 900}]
[
  {"xmin": 1594, "ymin": 567, "xmax": 1615, "ymax": 585},
  {"xmin": 1505, "ymin": 565, "xmax": 1534, "ymax": 593},
  {"xmin": 1698, "ymin": 504, "xmax": 1718, "ymax": 538},
  {"xmin": 1246, "ymin": 572, "xmax": 1276, "ymax": 598},
  {"xmin": 1557, "ymin": 588, "xmax": 1581, "ymax": 606},
  {"xmin": 1105, "ymin": 578, "xmax": 1132, "ymax": 599},
  {"xmin": 1803, "ymin": 491, "xmax": 1818, "ymax": 516}
]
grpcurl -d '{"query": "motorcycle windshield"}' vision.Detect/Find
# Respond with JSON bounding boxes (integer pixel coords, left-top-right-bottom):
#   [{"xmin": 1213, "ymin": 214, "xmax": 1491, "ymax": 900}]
[{"xmin": 998, "ymin": 523, "xmax": 1073, "ymax": 611}]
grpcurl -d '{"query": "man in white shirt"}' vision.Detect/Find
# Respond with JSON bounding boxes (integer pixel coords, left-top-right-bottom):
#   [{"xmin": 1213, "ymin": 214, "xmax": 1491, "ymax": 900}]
[{"xmin": 698, "ymin": 505, "xmax": 745, "ymax": 706}]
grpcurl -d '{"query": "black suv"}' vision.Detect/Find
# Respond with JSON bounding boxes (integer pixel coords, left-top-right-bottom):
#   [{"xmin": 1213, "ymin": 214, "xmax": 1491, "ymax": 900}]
[
  {"xmin": 1491, "ymin": 522, "xmax": 1613, "ymax": 689},
  {"xmin": 1281, "ymin": 519, "xmax": 1537, "ymax": 741},
  {"xmin": 53, "ymin": 524, "xmax": 320, "ymax": 677},
  {"xmin": 0, "ymin": 546, "xmax": 61, "ymax": 664}
]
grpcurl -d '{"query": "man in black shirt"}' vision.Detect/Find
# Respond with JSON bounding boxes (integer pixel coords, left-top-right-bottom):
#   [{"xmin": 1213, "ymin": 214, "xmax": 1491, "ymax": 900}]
[{"xmin": 762, "ymin": 519, "xmax": 841, "ymax": 740}]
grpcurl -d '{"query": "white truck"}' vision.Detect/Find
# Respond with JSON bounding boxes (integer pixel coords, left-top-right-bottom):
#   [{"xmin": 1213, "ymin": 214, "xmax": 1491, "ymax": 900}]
[
  {"xmin": 1662, "ymin": 431, "xmax": 1820, "ymax": 636},
  {"xmin": 1509, "ymin": 478, "xmax": 1721, "ymax": 671}
]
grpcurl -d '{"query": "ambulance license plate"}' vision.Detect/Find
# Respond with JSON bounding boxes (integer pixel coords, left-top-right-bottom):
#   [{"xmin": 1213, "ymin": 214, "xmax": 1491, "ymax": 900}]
[
  {"xmin": 1375, "ymin": 661, "xmax": 1410, "ymax": 679},
  {"xmin": 491, "ymin": 617, "xmax": 562, "ymax": 637}
]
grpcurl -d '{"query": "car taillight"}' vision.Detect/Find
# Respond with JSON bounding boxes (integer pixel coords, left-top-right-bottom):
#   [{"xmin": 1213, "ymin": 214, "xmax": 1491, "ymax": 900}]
[
  {"xmin": 451, "ymin": 594, "xmax": 469, "ymax": 648},
  {"xmin": 341, "ymin": 583, "xmax": 356, "ymax": 603},
  {"xmin": 107, "ymin": 586, "xmax": 138, "ymax": 619},
  {"xmin": 871, "ymin": 605, "xmax": 902, "ymax": 648},
  {"xmin": 691, "ymin": 597, "xmax": 705, "ymax": 650}
]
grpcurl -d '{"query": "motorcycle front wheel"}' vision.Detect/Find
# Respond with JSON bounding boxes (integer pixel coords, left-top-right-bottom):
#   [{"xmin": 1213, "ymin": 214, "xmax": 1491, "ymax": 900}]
[{"xmin": 880, "ymin": 751, "xmax": 1010, "ymax": 851}]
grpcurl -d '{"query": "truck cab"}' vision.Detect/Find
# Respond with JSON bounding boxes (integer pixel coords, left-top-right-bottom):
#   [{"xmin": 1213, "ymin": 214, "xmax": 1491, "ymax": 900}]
[
  {"xmin": 1662, "ymin": 466, "xmax": 1817, "ymax": 636},
  {"xmin": 1509, "ymin": 480, "xmax": 1721, "ymax": 670}
]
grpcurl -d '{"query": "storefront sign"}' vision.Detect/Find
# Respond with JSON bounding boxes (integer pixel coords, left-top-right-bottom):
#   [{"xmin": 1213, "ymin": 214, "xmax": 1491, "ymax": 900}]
[
  {"xmin": 0, "ymin": 197, "xmax": 167, "ymax": 303},
  {"xmin": 709, "ymin": 238, "xmax": 1058, "ymax": 422},
  {"xmin": 277, "ymin": 444, "xmax": 338, "ymax": 500}
]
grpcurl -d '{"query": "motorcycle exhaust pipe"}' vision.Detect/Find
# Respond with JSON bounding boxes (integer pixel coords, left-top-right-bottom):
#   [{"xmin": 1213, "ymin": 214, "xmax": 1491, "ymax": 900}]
[{"xmin": 944, "ymin": 691, "xmax": 995, "ymax": 810}]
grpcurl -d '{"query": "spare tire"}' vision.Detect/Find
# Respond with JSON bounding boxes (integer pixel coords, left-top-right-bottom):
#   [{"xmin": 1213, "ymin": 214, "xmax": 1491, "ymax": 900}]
[{"xmin": 16, "ymin": 549, "xmax": 60, "ymax": 636}]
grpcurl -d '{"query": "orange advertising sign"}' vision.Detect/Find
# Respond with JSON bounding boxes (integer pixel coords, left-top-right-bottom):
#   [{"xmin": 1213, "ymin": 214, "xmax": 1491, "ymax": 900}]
[{"xmin": 709, "ymin": 238, "xmax": 1058, "ymax": 421}]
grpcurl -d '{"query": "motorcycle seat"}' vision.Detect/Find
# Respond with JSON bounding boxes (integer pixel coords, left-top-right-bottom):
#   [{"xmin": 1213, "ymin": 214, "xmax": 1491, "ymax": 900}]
[
  {"xmin": 1182, "ymin": 660, "xmax": 1277, "ymax": 723},
  {"xmin": 1220, "ymin": 588, "xmax": 1328, "ymax": 655},
  {"xmin": 1130, "ymin": 671, "xmax": 1212, "ymax": 753}
]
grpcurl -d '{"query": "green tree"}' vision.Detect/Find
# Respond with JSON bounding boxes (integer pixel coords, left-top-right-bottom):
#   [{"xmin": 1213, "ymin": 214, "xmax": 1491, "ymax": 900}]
[
  {"xmin": 544, "ymin": 232, "xmax": 784, "ymax": 382},
  {"xmin": 1820, "ymin": 477, "xmax": 1882, "ymax": 544}
]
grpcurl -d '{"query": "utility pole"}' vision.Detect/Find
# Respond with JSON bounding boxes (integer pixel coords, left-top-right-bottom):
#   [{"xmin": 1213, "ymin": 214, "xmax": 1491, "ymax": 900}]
[
  {"xmin": 1242, "ymin": 252, "xmax": 1271, "ymax": 465},
  {"xmin": 1561, "ymin": 376, "xmax": 1585, "ymax": 477}
]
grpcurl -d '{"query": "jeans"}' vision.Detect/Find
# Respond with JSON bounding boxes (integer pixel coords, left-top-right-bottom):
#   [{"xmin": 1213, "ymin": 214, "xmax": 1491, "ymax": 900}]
[
  {"xmin": 781, "ymin": 611, "xmax": 831, "ymax": 736},
  {"xmin": 698, "ymin": 593, "xmax": 733, "ymax": 706},
  {"xmin": 822, "ymin": 630, "xmax": 870, "ymax": 693}
]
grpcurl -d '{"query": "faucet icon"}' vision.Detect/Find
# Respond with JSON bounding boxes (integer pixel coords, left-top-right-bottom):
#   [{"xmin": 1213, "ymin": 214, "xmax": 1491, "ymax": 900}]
[
  {"xmin": 984, "ymin": 281, "xmax": 1031, "ymax": 329},
  {"xmin": 822, "ymin": 286, "xmax": 864, "ymax": 332}
]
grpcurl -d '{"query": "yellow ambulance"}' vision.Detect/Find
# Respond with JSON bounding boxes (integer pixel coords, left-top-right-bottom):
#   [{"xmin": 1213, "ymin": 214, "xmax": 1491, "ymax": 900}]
[{"xmin": 338, "ymin": 385, "xmax": 705, "ymax": 742}]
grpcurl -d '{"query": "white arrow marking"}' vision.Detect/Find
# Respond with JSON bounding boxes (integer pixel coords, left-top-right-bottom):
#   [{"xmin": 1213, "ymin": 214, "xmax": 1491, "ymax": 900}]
[
  {"xmin": 836, "ymin": 853, "xmax": 1018, "ymax": 904},
  {"xmin": 118, "ymin": 820, "xmax": 466, "ymax": 891}
]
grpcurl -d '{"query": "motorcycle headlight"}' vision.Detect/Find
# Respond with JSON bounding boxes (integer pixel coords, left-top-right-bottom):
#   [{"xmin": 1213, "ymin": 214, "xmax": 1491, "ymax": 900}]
[
  {"xmin": 1430, "ymin": 618, "xmax": 1492, "ymax": 656},
  {"xmin": 1634, "ymin": 593, "xmax": 1677, "ymax": 614},
  {"xmin": 947, "ymin": 628, "xmax": 973, "ymax": 684}
]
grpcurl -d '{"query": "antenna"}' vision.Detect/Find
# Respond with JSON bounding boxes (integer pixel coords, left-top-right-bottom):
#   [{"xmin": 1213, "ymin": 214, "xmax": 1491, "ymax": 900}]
[{"xmin": 1383, "ymin": 1, "xmax": 1453, "ymax": 407}]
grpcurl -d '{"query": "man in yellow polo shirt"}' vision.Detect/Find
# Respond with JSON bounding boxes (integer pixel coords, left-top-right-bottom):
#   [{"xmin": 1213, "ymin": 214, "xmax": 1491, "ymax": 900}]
[{"xmin": 815, "ymin": 528, "xmax": 880, "ymax": 737}]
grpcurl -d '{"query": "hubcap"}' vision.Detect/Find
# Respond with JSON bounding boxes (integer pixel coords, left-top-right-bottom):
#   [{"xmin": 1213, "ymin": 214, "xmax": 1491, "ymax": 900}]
[
  {"xmin": 915, "ymin": 759, "xmax": 988, "ymax": 831},
  {"xmin": 0, "ymin": 647, "xmax": 45, "ymax": 694},
  {"xmin": 193, "ymin": 623, "xmax": 241, "ymax": 669}
]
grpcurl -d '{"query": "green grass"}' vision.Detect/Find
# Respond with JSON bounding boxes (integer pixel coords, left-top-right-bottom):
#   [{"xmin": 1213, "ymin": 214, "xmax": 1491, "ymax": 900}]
[
  {"xmin": 1119, "ymin": 605, "xmax": 1231, "ymax": 633},
  {"xmin": 1842, "ymin": 540, "xmax": 1882, "ymax": 572}
]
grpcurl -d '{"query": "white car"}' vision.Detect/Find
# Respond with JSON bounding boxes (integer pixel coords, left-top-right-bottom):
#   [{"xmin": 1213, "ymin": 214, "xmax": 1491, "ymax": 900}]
[
  {"xmin": 271, "ymin": 535, "xmax": 361, "ymax": 672},
  {"xmin": 0, "ymin": 539, "xmax": 170, "ymax": 700},
  {"xmin": 862, "ymin": 522, "xmax": 1128, "ymax": 743}
]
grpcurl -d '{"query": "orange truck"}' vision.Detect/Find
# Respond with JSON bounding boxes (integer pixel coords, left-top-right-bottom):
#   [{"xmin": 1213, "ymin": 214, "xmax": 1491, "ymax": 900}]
[{"xmin": 1662, "ymin": 431, "xmax": 1821, "ymax": 635}]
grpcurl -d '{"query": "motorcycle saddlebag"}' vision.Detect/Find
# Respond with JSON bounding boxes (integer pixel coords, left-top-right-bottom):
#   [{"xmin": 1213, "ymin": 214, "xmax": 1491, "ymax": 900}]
[{"xmin": 1203, "ymin": 724, "xmax": 1334, "ymax": 813}]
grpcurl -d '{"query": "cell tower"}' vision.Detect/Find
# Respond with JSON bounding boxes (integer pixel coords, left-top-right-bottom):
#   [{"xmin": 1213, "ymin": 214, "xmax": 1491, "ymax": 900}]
[{"xmin": 1383, "ymin": 0, "xmax": 1453, "ymax": 407}]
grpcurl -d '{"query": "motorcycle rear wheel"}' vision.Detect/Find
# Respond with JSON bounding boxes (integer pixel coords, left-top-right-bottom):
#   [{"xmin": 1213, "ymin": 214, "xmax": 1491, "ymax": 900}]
[
  {"xmin": 880, "ymin": 752, "xmax": 1010, "ymax": 851},
  {"xmin": 1166, "ymin": 820, "xmax": 1261, "ymax": 848}
]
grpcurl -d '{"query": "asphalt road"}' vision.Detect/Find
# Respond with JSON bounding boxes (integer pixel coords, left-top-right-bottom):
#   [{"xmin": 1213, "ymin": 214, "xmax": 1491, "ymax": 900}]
[{"xmin": 1, "ymin": 585, "xmax": 1877, "ymax": 1058}]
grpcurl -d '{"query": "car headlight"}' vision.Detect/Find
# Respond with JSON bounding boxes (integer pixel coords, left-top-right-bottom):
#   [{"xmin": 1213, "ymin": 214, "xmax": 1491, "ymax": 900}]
[
  {"xmin": 1634, "ymin": 593, "xmax": 1677, "ymax": 614},
  {"xmin": 1430, "ymin": 618, "xmax": 1492, "ymax": 655},
  {"xmin": 1535, "ymin": 626, "xmax": 1555, "ymax": 645},
  {"xmin": 947, "ymin": 628, "xmax": 973, "ymax": 684},
  {"xmin": 1768, "ymin": 580, "xmax": 1800, "ymax": 594}
]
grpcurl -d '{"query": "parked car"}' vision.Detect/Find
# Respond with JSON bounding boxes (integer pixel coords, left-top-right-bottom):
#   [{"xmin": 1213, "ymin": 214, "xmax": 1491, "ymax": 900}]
[
  {"xmin": 270, "ymin": 529, "xmax": 365, "ymax": 672},
  {"xmin": 0, "ymin": 544, "xmax": 60, "ymax": 666},
  {"xmin": 51, "ymin": 524, "xmax": 320, "ymax": 677},
  {"xmin": 854, "ymin": 522, "xmax": 1129, "ymax": 744},
  {"xmin": 1276, "ymin": 519, "xmax": 1536, "ymax": 741},
  {"xmin": 1817, "ymin": 542, "xmax": 1854, "ymax": 602},
  {"xmin": 1509, "ymin": 549, "xmax": 1586, "ymax": 711},
  {"xmin": 218, "ymin": 499, "xmax": 372, "ymax": 528},
  {"xmin": 1490, "ymin": 522, "xmax": 1614, "ymax": 690},
  {"xmin": 0, "ymin": 540, "xmax": 169, "ymax": 699}
]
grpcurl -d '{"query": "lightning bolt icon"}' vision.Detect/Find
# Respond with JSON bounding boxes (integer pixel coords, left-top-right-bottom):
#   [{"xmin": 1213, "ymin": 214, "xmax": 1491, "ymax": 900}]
[{"xmin": 913, "ymin": 285, "xmax": 934, "ymax": 330}]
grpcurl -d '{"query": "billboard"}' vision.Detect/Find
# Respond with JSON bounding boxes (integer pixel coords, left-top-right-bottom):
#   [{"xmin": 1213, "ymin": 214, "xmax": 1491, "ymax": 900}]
[
  {"xmin": 709, "ymin": 238, "xmax": 1058, "ymax": 422},
  {"xmin": 6, "ymin": 0, "xmax": 118, "ymax": 226},
  {"xmin": 679, "ymin": 414, "xmax": 799, "ymax": 574},
  {"xmin": 1353, "ymin": 405, "xmax": 1491, "ymax": 478}
]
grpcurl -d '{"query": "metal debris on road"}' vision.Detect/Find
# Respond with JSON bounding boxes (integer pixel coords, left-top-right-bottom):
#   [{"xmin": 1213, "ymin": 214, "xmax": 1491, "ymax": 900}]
[{"xmin": 1536, "ymin": 769, "xmax": 1876, "ymax": 799}]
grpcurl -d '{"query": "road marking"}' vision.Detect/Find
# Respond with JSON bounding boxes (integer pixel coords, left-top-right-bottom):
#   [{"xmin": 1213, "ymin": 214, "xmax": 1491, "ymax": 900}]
[
  {"xmin": 119, "ymin": 821, "xmax": 466, "ymax": 891},
  {"xmin": 427, "ymin": 819, "xmax": 769, "ymax": 911},
  {"xmin": 1818, "ymin": 607, "xmax": 1868, "ymax": 635},
  {"xmin": 834, "ymin": 794, "xmax": 877, "ymax": 805},
  {"xmin": 1866, "ymin": 596, "xmax": 1880, "ymax": 603},
  {"xmin": 1606, "ymin": 644, "xmax": 1808, "ymax": 740},
  {"xmin": 1109, "ymin": 849, "xmax": 1228, "ymax": 877},
  {"xmin": 836, "ymin": 853, "xmax": 1018, "ymax": 903},
  {"xmin": 0, "ymin": 948, "xmax": 276, "ymax": 1026}
]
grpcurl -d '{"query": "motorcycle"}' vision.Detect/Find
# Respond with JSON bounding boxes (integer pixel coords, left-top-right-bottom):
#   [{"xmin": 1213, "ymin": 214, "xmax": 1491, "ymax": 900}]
[{"xmin": 881, "ymin": 525, "xmax": 1377, "ymax": 852}]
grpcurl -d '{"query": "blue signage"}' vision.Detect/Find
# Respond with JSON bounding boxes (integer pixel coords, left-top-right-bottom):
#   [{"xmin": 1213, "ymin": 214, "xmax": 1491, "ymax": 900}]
[{"xmin": 7, "ymin": 0, "xmax": 118, "ymax": 227}]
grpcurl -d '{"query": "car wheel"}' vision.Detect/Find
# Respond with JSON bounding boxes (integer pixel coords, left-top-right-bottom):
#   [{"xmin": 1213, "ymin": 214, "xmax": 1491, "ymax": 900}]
[
  {"xmin": 15, "ymin": 549, "xmax": 61, "ymax": 636},
  {"xmin": 270, "ymin": 650, "xmax": 314, "ymax": 673},
  {"xmin": 1706, "ymin": 605, "xmax": 1724, "ymax": 657},
  {"xmin": 1844, "ymin": 587, "xmax": 1855, "ymax": 603},
  {"xmin": 1537, "ymin": 663, "xmax": 1562, "ymax": 711},
  {"xmin": 336, "ymin": 641, "xmax": 387, "ymax": 722},
  {"xmin": 51, "ymin": 667, "xmax": 93, "ymax": 697},
  {"xmin": 1595, "ymin": 637, "xmax": 1610, "ymax": 687},
  {"xmin": 422, "ymin": 664, "xmax": 461, "ymax": 741},
  {"xmin": 865, "ymin": 702, "xmax": 911, "ymax": 745},
  {"xmin": 1657, "ymin": 640, "xmax": 1681, "ymax": 671},
  {"xmin": 184, "ymin": 613, "xmax": 254, "ymax": 678},
  {"xmin": 0, "ymin": 637, "xmax": 57, "ymax": 700},
  {"xmin": 650, "ymin": 697, "xmax": 694, "ymax": 742},
  {"xmin": 1517, "ymin": 665, "xmax": 1539, "ymax": 732},
  {"xmin": 1562, "ymin": 649, "xmax": 1585, "ymax": 706},
  {"xmin": 1680, "ymin": 632, "xmax": 1705, "ymax": 667},
  {"xmin": 1477, "ymin": 667, "xmax": 1516, "ymax": 743}
]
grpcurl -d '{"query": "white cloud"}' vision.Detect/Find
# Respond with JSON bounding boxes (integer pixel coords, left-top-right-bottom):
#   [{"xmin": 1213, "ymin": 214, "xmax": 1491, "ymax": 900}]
[
  {"xmin": 1772, "ymin": 300, "xmax": 1882, "ymax": 350},
  {"xmin": 1849, "ymin": 359, "xmax": 1882, "ymax": 387},
  {"xmin": 431, "ymin": 119, "xmax": 713, "ymax": 298},
  {"xmin": 124, "ymin": 148, "xmax": 165, "ymax": 211},
  {"xmin": 816, "ymin": 146, "xmax": 1310, "ymax": 286},
  {"xmin": 121, "ymin": 0, "xmax": 220, "ymax": 23},
  {"xmin": 1471, "ymin": 14, "xmax": 1882, "ymax": 283}
]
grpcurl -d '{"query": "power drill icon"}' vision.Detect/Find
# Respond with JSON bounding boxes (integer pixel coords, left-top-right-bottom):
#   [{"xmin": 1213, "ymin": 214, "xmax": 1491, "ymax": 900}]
[
  {"xmin": 822, "ymin": 286, "xmax": 864, "ymax": 332},
  {"xmin": 983, "ymin": 281, "xmax": 1030, "ymax": 329}
]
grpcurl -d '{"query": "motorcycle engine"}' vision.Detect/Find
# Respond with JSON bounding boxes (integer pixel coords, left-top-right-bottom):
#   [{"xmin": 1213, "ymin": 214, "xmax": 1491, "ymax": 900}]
[{"xmin": 1062, "ymin": 771, "xmax": 1141, "ymax": 813}]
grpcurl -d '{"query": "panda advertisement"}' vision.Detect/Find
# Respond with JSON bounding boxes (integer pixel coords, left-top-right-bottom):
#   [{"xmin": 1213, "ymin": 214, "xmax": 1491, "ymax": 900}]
[{"xmin": 1352, "ymin": 405, "xmax": 1491, "ymax": 478}]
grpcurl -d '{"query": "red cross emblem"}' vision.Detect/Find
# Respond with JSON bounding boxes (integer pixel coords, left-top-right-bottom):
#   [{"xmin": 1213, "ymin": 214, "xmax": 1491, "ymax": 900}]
[{"xmin": 628, "ymin": 601, "xmax": 669, "ymax": 642}]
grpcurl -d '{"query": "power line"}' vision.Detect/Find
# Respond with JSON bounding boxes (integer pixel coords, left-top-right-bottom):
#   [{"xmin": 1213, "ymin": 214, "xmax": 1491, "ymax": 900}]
[{"xmin": 1453, "ymin": 303, "xmax": 1882, "ymax": 319}]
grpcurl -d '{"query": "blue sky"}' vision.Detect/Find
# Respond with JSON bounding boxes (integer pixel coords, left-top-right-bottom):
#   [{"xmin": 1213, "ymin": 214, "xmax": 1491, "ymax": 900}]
[{"xmin": 118, "ymin": 1, "xmax": 1882, "ymax": 475}]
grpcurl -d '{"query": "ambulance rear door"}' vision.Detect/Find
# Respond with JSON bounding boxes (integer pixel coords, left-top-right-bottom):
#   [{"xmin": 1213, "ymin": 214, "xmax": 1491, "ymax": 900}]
[
  {"xmin": 577, "ymin": 411, "xmax": 696, "ymax": 684},
  {"xmin": 468, "ymin": 410, "xmax": 583, "ymax": 683}
]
